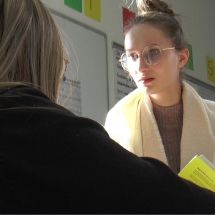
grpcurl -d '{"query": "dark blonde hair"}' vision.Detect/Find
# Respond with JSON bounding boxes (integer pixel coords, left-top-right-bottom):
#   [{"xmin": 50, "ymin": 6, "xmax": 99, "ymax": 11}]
[
  {"xmin": 0, "ymin": 0, "xmax": 65, "ymax": 102},
  {"xmin": 126, "ymin": 0, "xmax": 185, "ymax": 49}
]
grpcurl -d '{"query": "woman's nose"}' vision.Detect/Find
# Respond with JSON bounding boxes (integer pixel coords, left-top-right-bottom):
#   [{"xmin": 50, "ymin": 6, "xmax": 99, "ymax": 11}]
[{"xmin": 136, "ymin": 55, "xmax": 149, "ymax": 72}]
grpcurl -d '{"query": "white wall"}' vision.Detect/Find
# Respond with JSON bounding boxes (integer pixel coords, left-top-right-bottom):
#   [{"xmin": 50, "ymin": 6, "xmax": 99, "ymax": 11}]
[
  {"xmin": 42, "ymin": 0, "xmax": 215, "ymax": 109},
  {"xmin": 165, "ymin": 0, "xmax": 215, "ymax": 85}
]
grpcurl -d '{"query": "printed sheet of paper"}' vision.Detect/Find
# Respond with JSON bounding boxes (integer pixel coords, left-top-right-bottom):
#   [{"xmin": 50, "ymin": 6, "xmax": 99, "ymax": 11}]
[
  {"xmin": 112, "ymin": 46, "xmax": 137, "ymax": 104},
  {"xmin": 59, "ymin": 77, "xmax": 82, "ymax": 117}
]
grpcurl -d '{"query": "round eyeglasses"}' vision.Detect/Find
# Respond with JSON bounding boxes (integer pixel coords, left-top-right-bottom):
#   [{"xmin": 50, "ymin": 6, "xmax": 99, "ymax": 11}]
[{"xmin": 119, "ymin": 45, "xmax": 175, "ymax": 71}]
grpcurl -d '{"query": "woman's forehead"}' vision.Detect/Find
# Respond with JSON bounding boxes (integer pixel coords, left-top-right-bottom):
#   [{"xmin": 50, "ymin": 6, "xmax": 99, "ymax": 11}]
[{"xmin": 124, "ymin": 24, "xmax": 171, "ymax": 50}]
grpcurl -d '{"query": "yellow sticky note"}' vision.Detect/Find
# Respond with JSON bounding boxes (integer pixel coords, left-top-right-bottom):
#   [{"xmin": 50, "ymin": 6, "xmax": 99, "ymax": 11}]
[
  {"xmin": 206, "ymin": 56, "xmax": 215, "ymax": 83},
  {"xmin": 84, "ymin": 0, "xmax": 101, "ymax": 22}
]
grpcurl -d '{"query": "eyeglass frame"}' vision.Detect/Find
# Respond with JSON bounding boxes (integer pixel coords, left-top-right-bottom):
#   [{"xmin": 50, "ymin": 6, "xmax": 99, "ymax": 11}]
[
  {"xmin": 64, "ymin": 59, "xmax": 69, "ymax": 73},
  {"xmin": 119, "ymin": 45, "xmax": 176, "ymax": 72}
]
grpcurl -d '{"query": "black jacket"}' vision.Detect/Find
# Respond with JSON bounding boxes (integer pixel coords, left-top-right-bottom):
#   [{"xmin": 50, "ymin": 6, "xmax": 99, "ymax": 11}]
[{"xmin": 0, "ymin": 85, "xmax": 215, "ymax": 213}]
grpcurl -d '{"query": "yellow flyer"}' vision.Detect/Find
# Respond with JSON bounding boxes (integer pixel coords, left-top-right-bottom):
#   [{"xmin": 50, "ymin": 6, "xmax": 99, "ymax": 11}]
[{"xmin": 178, "ymin": 155, "xmax": 215, "ymax": 192}]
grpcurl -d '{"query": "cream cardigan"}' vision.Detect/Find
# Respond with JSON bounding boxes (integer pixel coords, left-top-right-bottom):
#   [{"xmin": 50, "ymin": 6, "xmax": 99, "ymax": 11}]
[{"xmin": 104, "ymin": 82, "xmax": 215, "ymax": 169}]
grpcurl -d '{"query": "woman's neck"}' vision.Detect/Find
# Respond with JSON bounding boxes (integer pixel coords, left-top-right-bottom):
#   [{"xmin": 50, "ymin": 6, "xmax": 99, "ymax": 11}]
[{"xmin": 149, "ymin": 84, "xmax": 182, "ymax": 107}]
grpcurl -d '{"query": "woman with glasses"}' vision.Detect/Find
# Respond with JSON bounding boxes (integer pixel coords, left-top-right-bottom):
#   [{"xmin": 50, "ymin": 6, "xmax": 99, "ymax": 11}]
[
  {"xmin": 105, "ymin": 0, "xmax": 215, "ymax": 174},
  {"xmin": 1, "ymin": 0, "xmax": 215, "ymax": 213}
]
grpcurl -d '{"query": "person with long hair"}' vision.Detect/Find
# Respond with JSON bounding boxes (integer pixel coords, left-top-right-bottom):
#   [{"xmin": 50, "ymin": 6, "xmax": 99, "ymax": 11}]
[
  {"xmin": 1, "ymin": 0, "xmax": 215, "ymax": 213},
  {"xmin": 105, "ymin": 0, "xmax": 215, "ymax": 174}
]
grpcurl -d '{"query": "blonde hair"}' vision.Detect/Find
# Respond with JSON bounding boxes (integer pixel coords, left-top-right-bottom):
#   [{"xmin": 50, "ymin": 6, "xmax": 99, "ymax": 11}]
[{"xmin": 0, "ymin": 0, "xmax": 65, "ymax": 102}]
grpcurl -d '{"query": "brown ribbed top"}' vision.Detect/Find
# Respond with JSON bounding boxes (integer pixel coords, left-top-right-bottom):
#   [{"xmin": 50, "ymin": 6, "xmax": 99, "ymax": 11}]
[{"xmin": 152, "ymin": 101, "xmax": 183, "ymax": 173}]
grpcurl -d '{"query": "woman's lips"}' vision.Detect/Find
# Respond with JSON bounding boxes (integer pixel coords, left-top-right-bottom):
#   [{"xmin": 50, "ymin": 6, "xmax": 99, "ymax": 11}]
[{"xmin": 139, "ymin": 78, "xmax": 154, "ymax": 84}]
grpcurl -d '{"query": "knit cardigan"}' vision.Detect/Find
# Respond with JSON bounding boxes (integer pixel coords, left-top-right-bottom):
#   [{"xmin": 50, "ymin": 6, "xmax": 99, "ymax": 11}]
[{"xmin": 104, "ymin": 81, "xmax": 215, "ymax": 169}]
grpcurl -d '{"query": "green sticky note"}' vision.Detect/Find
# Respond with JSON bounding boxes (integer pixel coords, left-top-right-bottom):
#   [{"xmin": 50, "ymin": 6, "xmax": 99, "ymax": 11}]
[
  {"xmin": 64, "ymin": 0, "xmax": 82, "ymax": 13},
  {"xmin": 186, "ymin": 43, "xmax": 194, "ymax": 71},
  {"xmin": 206, "ymin": 56, "xmax": 215, "ymax": 83}
]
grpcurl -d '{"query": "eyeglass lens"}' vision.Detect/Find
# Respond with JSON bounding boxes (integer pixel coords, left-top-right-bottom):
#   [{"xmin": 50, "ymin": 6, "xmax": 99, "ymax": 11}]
[{"xmin": 120, "ymin": 45, "xmax": 162, "ymax": 71}]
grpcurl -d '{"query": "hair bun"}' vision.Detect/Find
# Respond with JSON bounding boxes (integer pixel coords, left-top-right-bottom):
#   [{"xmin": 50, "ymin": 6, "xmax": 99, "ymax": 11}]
[{"xmin": 137, "ymin": 0, "xmax": 175, "ymax": 17}]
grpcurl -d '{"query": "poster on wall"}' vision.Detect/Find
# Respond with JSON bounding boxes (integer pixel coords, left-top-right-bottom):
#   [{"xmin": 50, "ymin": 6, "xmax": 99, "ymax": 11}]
[
  {"xmin": 84, "ymin": 0, "xmax": 101, "ymax": 22},
  {"xmin": 122, "ymin": 7, "xmax": 136, "ymax": 34},
  {"xmin": 206, "ymin": 55, "xmax": 215, "ymax": 83},
  {"xmin": 64, "ymin": 0, "xmax": 82, "ymax": 13},
  {"xmin": 112, "ymin": 42, "xmax": 137, "ymax": 104}
]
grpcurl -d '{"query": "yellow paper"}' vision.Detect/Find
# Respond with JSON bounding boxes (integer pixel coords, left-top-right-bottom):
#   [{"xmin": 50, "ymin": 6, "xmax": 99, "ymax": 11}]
[
  {"xmin": 84, "ymin": 0, "xmax": 101, "ymax": 22},
  {"xmin": 179, "ymin": 155, "xmax": 215, "ymax": 192},
  {"xmin": 206, "ymin": 56, "xmax": 215, "ymax": 83}
]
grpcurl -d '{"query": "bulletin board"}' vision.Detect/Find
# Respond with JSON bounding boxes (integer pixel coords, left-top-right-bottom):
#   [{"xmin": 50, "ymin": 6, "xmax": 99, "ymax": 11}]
[
  {"xmin": 51, "ymin": 10, "xmax": 108, "ymax": 125},
  {"xmin": 112, "ymin": 42, "xmax": 215, "ymax": 103}
]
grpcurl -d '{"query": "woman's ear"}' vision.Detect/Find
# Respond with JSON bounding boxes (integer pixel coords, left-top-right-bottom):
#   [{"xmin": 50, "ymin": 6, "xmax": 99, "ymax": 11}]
[{"xmin": 178, "ymin": 47, "xmax": 190, "ymax": 69}]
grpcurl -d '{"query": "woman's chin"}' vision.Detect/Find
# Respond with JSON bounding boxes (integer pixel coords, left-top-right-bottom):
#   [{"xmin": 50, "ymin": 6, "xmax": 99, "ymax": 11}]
[{"xmin": 138, "ymin": 85, "xmax": 151, "ymax": 94}]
